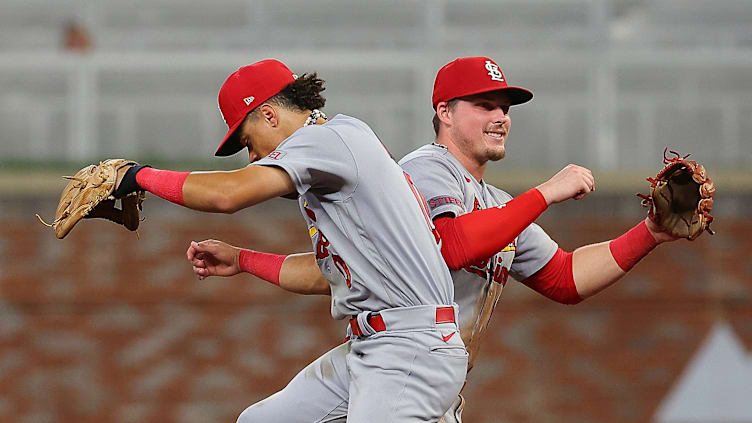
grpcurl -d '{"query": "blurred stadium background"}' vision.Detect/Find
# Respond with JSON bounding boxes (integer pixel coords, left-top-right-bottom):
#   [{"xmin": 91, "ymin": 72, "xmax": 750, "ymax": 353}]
[{"xmin": 1, "ymin": 0, "xmax": 751, "ymax": 422}]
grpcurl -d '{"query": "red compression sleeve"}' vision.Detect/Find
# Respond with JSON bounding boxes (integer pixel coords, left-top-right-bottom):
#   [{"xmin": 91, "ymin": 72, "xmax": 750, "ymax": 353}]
[
  {"xmin": 608, "ymin": 220, "xmax": 659, "ymax": 271},
  {"xmin": 522, "ymin": 248, "xmax": 582, "ymax": 304},
  {"xmin": 135, "ymin": 168, "xmax": 189, "ymax": 206},
  {"xmin": 434, "ymin": 188, "xmax": 548, "ymax": 269},
  {"xmin": 238, "ymin": 249, "xmax": 286, "ymax": 286}
]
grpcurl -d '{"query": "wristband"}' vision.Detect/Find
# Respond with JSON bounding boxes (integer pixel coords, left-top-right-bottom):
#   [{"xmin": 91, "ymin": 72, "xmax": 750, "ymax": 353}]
[
  {"xmin": 135, "ymin": 168, "xmax": 190, "ymax": 206},
  {"xmin": 609, "ymin": 221, "xmax": 659, "ymax": 272},
  {"xmin": 239, "ymin": 249, "xmax": 286, "ymax": 286}
]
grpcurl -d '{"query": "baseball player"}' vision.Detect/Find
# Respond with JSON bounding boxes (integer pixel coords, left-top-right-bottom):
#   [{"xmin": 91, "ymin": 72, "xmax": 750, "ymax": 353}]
[
  {"xmin": 188, "ymin": 56, "xmax": 681, "ymax": 422},
  {"xmin": 113, "ymin": 59, "xmax": 468, "ymax": 422}
]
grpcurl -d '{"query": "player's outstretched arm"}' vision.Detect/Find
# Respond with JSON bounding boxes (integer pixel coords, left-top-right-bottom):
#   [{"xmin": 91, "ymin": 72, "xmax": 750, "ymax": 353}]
[
  {"xmin": 115, "ymin": 164, "xmax": 295, "ymax": 213},
  {"xmin": 571, "ymin": 217, "xmax": 679, "ymax": 298},
  {"xmin": 278, "ymin": 253, "xmax": 331, "ymax": 295},
  {"xmin": 433, "ymin": 164, "xmax": 596, "ymax": 270},
  {"xmin": 522, "ymin": 216, "xmax": 681, "ymax": 303},
  {"xmin": 187, "ymin": 240, "xmax": 329, "ymax": 295}
]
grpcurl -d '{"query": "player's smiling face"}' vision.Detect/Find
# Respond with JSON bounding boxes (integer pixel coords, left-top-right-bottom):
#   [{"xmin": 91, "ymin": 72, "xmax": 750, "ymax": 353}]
[{"xmin": 449, "ymin": 92, "xmax": 512, "ymax": 163}]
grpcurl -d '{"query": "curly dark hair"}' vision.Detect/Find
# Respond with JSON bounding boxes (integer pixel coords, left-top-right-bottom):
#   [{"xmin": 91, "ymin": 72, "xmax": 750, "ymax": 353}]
[{"xmin": 248, "ymin": 72, "xmax": 326, "ymax": 119}]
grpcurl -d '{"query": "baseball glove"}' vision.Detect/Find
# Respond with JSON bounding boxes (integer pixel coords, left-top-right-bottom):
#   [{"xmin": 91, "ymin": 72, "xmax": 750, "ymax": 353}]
[
  {"xmin": 637, "ymin": 148, "xmax": 715, "ymax": 240},
  {"xmin": 37, "ymin": 159, "xmax": 146, "ymax": 239}
]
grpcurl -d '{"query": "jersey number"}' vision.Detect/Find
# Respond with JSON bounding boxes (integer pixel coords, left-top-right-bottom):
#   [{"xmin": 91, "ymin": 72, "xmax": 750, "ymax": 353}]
[{"xmin": 316, "ymin": 230, "xmax": 352, "ymax": 288}]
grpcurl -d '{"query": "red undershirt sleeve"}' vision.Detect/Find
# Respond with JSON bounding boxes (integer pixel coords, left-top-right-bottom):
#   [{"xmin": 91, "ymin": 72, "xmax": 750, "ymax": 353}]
[
  {"xmin": 521, "ymin": 248, "xmax": 582, "ymax": 304},
  {"xmin": 434, "ymin": 188, "xmax": 548, "ymax": 269},
  {"xmin": 431, "ymin": 187, "xmax": 581, "ymax": 305}
]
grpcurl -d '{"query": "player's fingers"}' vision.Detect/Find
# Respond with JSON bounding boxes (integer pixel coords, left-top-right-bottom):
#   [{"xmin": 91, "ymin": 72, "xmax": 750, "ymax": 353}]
[
  {"xmin": 194, "ymin": 268, "xmax": 205, "ymax": 281},
  {"xmin": 584, "ymin": 170, "xmax": 595, "ymax": 191},
  {"xmin": 574, "ymin": 179, "xmax": 593, "ymax": 200},
  {"xmin": 187, "ymin": 241, "xmax": 198, "ymax": 260},
  {"xmin": 192, "ymin": 258, "xmax": 206, "ymax": 268},
  {"xmin": 189, "ymin": 241, "xmax": 214, "ymax": 259},
  {"xmin": 584, "ymin": 176, "xmax": 594, "ymax": 193},
  {"xmin": 574, "ymin": 168, "xmax": 593, "ymax": 191},
  {"xmin": 194, "ymin": 266, "xmax": 210, "ymax": 277}
]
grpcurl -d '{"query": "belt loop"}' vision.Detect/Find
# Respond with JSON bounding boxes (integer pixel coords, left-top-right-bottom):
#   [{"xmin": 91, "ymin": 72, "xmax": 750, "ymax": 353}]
[
  {"xmin": 435, "ymin": 306, "xmax": 455, "ymax": 324},
  {"xmin": 356, "ymin": 311, "xmax": 378, "ymax": 336}
]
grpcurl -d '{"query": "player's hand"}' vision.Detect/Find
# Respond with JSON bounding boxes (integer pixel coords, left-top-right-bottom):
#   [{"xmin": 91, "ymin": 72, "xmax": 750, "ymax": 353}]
[
  {"xmin": 644, "ymin": 217, "xmax": 682, "ymax": 244},
  {"xmin": 536, "ymin": 164, "xmax": 595, "ymax": 205},
  {"xmin": 186, "ymin": 239, "xmax": 242, "ymax": 280}
]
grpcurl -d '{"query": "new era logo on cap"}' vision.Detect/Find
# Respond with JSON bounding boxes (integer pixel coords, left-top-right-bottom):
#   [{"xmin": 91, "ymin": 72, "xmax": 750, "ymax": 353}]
[{"xmin": 243, "ymin": 96, "xmax": 255, "ymax": 106}]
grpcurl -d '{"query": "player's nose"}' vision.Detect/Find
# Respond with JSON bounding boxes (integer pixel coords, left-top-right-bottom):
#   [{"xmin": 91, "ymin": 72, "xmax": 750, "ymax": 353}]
[{"xmin": 491, "ymin": 108, "xmax": 509, "ymax": 122}]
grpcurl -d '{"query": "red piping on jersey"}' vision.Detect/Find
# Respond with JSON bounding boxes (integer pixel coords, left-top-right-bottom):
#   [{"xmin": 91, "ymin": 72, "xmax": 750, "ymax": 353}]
[
  {"xmin": 433, "ymin": 188, "xmax": 548, "ymax": 270},
  {"xmin": 135, "ymin": 168, "xmax": 189, "ymax": 206},
  {"xmin": 521, "ymin": 248, "xmax": 582, "ymax": 304}
]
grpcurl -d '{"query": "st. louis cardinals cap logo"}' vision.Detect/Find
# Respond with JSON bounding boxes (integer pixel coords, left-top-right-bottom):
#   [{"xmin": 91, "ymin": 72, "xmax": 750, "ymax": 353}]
[
  {"xmin": 432, "ymin": 56, "xmax": 532, "ymax": 109},
  {"xmin": 485, "ymin": 60, "xmax": 504, "ymax": 82}
]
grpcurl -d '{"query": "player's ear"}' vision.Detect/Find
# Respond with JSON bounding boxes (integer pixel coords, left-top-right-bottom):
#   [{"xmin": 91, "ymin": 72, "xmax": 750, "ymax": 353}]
[
  {"xmin": 436, "ymin": 101, "xmax": 452, "ymax": 126},
  {"xmin": 258, "ymin": 104, "xmax": 279, "ymax": 128}
]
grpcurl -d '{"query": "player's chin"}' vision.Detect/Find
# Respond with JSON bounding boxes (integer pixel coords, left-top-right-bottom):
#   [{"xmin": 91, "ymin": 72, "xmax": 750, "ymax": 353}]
[{"xmin": 485, "ymin": 143, "xmax": 506, "ymax": 161}]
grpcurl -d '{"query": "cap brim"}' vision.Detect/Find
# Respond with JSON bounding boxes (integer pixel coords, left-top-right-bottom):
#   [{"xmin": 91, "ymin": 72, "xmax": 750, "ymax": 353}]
[
  {"xmin": 452, "ymin": 86, "xmax": 533, "ymax": 106},
  {"xmin": 500, "ymin": 86, "xmax": 534, "ymax": 105},
  {"xmin": 215, "ymin": 118, "xmax": 245, "ymax": 157}
]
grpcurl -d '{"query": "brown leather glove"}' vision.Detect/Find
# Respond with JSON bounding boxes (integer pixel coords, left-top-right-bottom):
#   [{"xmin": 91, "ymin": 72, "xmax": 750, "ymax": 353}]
[
  {"xmin": 37, "ymin": 159, "xmax": 146, "ymax": 239},
  {"xmin": 638, "ymin": 149, "xmax": 715, "ymax": 240}
]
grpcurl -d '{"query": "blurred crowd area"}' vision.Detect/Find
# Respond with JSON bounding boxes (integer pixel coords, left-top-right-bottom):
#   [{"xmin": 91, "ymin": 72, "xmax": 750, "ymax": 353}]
[
  {"xmin": 0, "ymin": 0, "xmax": 751, "ymax": 171},
  {"xmin": 1, "ymin": 1, "xmax": 752, "ymax": 423}
]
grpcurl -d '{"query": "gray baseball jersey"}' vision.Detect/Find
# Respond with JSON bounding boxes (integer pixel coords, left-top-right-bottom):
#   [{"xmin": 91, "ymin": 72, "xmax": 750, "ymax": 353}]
[
  {"xmin": 399, "ymin": 143, "xmax": 558, "ymax": 369},
  {"xmin": 242, "ymin": 116, "xmax": 468, "ymax": 422},
  {"xmin": 253, "ymin": 115, "xmax": 454, "ymax": 319}
]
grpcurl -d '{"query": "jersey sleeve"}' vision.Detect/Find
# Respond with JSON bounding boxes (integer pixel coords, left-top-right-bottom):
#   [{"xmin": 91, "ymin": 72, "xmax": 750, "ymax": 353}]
[
  {"xmin": 252, "ymin": 125, "xmax": 358, "ymax": 198},
  {"xmin": 399, "ymin": 154, "xmax": 465, "ymax": 219},
  {"xmin": 509, "ymin": 222, "xmax": 559, "ymax": 281}
]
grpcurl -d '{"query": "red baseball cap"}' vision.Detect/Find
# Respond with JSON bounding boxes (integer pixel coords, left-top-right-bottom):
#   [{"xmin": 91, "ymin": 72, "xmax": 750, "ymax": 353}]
[
  {"xmin": 432, "ymin": 56, "xmax": 533, "ymax": 110},
  {"xmin": 215, "ymin": 59, "xmax": 297, "ymax": 156}
]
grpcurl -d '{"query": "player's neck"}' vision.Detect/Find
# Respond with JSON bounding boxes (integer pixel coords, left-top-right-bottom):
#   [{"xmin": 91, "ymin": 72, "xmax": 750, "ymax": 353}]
[{"xmin": 435, "ymin": 138, "xmax": 487, "ymax": 182}]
